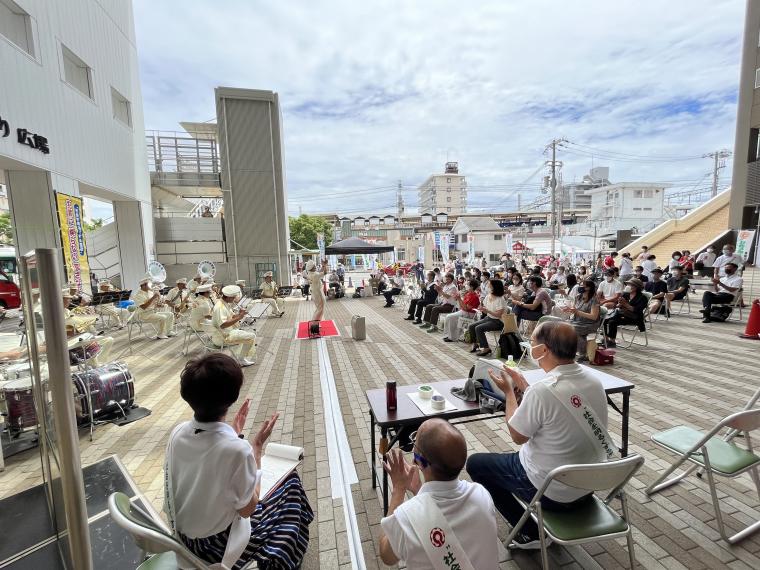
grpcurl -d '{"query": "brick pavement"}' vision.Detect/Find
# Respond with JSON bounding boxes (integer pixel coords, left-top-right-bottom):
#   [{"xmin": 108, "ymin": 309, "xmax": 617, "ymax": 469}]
[{"xmin": 1, "ymin": 282, "xmax": 759, "ymax": 569}]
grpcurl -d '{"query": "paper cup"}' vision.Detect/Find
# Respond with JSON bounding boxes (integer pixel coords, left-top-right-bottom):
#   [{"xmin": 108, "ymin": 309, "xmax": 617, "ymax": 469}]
[
  {"xmin": 418, "ymin": 385, "xmax": 433, "ymax": 400},
  {"xmin": 431, "ymin": 395, "xmax": 446, "ymax": 410}
]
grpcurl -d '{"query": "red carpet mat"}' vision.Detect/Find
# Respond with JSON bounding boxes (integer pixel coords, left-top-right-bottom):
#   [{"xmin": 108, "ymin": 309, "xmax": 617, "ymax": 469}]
[{"xmin": 295, "ymin": 320, "xmax": 340, "ymax": 340}]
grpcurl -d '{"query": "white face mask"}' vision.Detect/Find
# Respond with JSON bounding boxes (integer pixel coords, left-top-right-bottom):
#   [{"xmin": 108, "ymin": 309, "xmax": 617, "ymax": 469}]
[
  {"xmin": 529, "ymin": 343, "xmax": 546, "ymax": 366},
  {"xmin": 723, "ymin": 249, "xmax": 731, "ymax": 255},
  {"xmin": 707, "ymin": 248, "xmax": 714, "ymax": 253},
  {"xmin": 623, "ymin": 286, "xmax": 632, "ymax": 293}
]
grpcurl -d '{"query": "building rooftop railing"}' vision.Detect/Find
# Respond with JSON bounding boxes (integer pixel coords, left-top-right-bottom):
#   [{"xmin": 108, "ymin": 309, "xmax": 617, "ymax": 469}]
[{"xmin": 146, "ymin": 130, "xmax": 220, "ymax": 175}]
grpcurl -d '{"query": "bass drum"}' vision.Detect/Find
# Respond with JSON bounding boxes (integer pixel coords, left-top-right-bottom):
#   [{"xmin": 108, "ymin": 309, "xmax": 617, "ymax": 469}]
[
  {"xmin": 4, "ymin": 378, "xmax": 37, "ymax": 430},
  {"xmin": 72, "ymin": 362, "xmax": 135, "ymax": 422}
]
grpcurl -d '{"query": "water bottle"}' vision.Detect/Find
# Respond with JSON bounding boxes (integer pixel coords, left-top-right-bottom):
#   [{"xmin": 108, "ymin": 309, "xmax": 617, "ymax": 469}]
[
  {"xmin": 506, "ymin": 355, "xmax": 516, "ymax": 368},
  {"xmin": 386, "ymin": 381, "xmax": 397, "ymax": 411}
]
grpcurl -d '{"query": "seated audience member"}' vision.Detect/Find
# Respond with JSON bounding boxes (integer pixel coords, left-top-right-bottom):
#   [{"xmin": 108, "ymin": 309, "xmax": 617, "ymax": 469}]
[
  {"xmin": 695, "ymin": 246, "xmax": 716, "ymax": 277},
  {"xmin": 632, "ymin": 265, "xmax": 649, "ymax": 283},
  {"xmin": 563, "ymin": 279, "xmax": 601, "ymax": 361},
  {"xmin": 603, "ymin": 278, "xmax": 647, "ymax": 347},
  {"xmin": 596, "ymin": 269, "xmax": 623, "ymax": 309},
  {"xmin": 383, "ymin": 269, "xmax": 406, "ymax": 307},
  {"xmin": 328, "ymin": 270, "xmax": 341, "ymax": 294},
  {"xmin": 443, "ymin": 279, "xmax": 480, "ymax": 342},
  {"xmin": 421, "ymin": 273, "xmax": 458, "ymax": 332},
  {"xmin": 564, "ymin": 273, "xmax": 578, "ymax": 296},
  {"xmin": 548, "ymin": 266, "xmax": 567, "ymax": 291},
  {"xmin": 701, "ymin": 262, "xmax": 743, "ymax": 323},
  {"xmin": 508, "ymin": 272, "xmax": 525, "ymax": 303},
  {"xmin": 165, "ymin": 354, "xmax": 313, "ymax": 569},
  {"xmin": 407, "ymin": 271, "xmax": 438, "ymax": 323},
  {"xmin": 513, "ymin": 276, "xmax": 551, "ymax": 324},
  {"xmin": 479, "ymin": 271, "xmax": 492, "ymax": 305},
  {"xmin": 433, "ymin": 267, "xmax": 443, "ymax": 284},
  {"xmin": 377, "ymin": 271, "xmax": 389, "ymax": 293},
  {"xmin": 664, "ymin": 265, "xmax": 690, "ymax": 313},
  {"xmin": 642, "ymin": 254, "xmax": 658, "ymax": 280},
  {"xmin": 679, "ymin": 250, "xmax": 694, "ymax": 275},
  {"xmin": 467, "ymin": 321, "xmax": 612, "ymax": 550},
  {"xmin": 645, "ymin": 268, "xmax": 668, "ymax": 315},
  {"xmin": 603, "ymin": 251, "xmax": 618, "ymax": 270},
  {"xmin": 577, "ymin": 265, "xmax": 588, "ymax": 280},
  {"xmin": 467, "ymin": 279, "xmax": 510, "ymax": 356},
  {"xmin": 471, "ymin": 267, "xmax": 482, "ymax": 283},
  {"xmin": 713, "ymin": 244, "xmax": 745, "ymax": 277},
  {"xmin": 668, "ymin": 251, "xmax": 683, "ymax": 273},
  {"xmin": 379, "ymin": 418, "xmax": 499, "ymax": 569}
]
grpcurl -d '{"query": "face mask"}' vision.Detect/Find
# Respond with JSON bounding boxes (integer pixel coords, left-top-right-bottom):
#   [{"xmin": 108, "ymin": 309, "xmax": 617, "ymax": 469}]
[
  {"xmin": 529, "ymin": 343, "xmax": 546, "ymax": 366},
  {"xmin": 623, "ymin": 286, "xmax": 632, "ymax": 293},
  {"xmin": 577, "ymin": 286, "xmax": 586, "ymax": 295},
  {"xmin": 723, "ymin": 249, "xmax": 730, "ymax": 255},
  {"xmin": 673, "ymin": 256, "xmax": 679, "ymax": 260},
  {"xmin": 707, "ymin": 248, "xmax": 714, "ymax": 253}
]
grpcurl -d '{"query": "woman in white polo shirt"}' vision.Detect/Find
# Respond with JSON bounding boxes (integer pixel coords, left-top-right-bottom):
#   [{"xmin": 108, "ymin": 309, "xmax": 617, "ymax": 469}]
[{"xmin": 165, "ymin": 353, "xmax": 313, "ymax": 569}]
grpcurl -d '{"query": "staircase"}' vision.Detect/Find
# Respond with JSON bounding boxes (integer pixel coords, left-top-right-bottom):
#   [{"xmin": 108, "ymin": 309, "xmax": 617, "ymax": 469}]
[
  {"xmin": 620, "ymin": 190, "xmax": 731, "ymax": 260},
  {"xmin": 84, "ymin": 222, "xmax": 121, "ymax": 287}
]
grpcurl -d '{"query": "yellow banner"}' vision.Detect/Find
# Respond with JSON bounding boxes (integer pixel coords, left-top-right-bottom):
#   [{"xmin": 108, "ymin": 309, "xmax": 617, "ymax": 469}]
[{"xmin": 55, "ymin": 192, "xmax": 92, "ymax": 295}]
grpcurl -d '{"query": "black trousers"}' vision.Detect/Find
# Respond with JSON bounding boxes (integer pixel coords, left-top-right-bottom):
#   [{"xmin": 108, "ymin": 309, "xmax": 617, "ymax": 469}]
[
  {"xmin": 422, "ymin": 303, "xmax": 454, "ymax": 325},
  {"xmin": 702, "ymin": 291, "xmax": 734, "ymax": 312},
  {"xmin": 408, "ymin": 298, "xmax": 432, "ymax": 318},
  {"xmin": 604, "ymin": 314, "xmax": 639, "ymax": 340},
  {"xmin": 383, "ymin": 288, "xmax": 402, "ymax": 304}
]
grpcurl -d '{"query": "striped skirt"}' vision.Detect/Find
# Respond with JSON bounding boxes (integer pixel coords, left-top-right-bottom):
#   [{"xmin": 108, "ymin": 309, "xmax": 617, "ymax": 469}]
[{"xmin": 180, "ymin": 473, "xmax": 314, "ymax": 570}]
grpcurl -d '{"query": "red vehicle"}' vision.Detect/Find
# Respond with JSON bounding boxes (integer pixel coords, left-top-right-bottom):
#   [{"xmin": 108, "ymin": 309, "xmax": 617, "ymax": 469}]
[
  {"xmin": 0, "ymin": 269, "xmax": 21, "ymax": 309},
  {"xmin": 381, "ymin": 263, "xmax": 413, "ymax": 276}
]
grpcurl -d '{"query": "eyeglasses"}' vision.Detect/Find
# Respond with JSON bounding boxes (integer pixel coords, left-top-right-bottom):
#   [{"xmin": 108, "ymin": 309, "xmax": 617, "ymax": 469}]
[{"xmin": 409, "ymin": 430, "xmax": 430, "ymax": 468}]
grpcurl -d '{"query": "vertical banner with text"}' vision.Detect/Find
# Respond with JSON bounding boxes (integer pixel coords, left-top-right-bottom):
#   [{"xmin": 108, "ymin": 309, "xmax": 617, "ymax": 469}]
[
  {"xmin": 55, "ymin": 192, "xmax": 91, "ymax": 294},
  {"xmin": 316, "ymin": 232, "xmax": 325, "ymax": 261},
  {"xmin": 735, "ymin": 229, "xmax": 756, "ymax": 263}
]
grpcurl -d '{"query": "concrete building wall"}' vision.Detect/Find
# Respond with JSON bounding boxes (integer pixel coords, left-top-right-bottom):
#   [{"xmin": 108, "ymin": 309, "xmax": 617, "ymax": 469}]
[
  {"xmin": 418, "ymin": 173, "xmax": 467, "ymax": 214},
  {"xmin": 216, "ymin": 88, "xmax": 289, "ymax": 283}
]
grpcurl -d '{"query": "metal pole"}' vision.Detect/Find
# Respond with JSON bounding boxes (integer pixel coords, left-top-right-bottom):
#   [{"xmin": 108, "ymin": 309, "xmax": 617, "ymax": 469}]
[
  {"xmin": 550, "ymin": 141, "xmax": 557, "ymax": 256},
  {"xmin": 712, "ymin": 152, "xmax": 719, "ymax": 198},
  {"xmin": 36, "ymin": 248, "xmax": 93, "ymax": 570}
]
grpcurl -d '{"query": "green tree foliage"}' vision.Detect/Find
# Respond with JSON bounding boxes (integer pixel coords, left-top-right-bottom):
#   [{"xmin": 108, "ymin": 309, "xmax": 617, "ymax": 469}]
[
  {"xmin": 288, "ymin": 214, "xmax": 333, "ymax": 250},
  {"xmin": 0, "ymin": 212, "xmax": 13, "ymax": 244},
  {"xmin": 82, "ymin": 218, "xmax": 104, "ymax": 233}
]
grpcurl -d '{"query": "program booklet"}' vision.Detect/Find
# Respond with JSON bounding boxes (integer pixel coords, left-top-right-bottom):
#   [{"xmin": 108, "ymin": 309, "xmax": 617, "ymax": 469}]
[{"xmin": 260, "ymin": 443, "xmax": 304, "ymax": 499}]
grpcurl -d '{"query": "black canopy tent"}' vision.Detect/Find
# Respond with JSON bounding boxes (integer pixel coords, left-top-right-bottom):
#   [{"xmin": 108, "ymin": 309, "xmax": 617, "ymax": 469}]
[{"xmin": 324, "ymin": 236, "xmax": 394, "ymax": 255}]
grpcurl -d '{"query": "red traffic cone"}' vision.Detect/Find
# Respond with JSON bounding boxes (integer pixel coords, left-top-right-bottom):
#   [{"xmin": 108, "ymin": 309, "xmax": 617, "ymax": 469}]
[{"xmin": 739, "ymin": 299, "xmax": 760, "ymax": 339}]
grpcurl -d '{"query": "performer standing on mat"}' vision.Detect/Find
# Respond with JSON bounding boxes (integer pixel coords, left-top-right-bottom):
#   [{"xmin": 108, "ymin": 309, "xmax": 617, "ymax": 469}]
[{"xmin": 305, "ymin": 259, "xmax": 328, "ymax": 321}]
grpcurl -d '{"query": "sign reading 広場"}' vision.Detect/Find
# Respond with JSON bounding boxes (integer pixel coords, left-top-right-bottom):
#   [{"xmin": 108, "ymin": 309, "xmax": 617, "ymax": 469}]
[{"xmin": 0, "ymin": 113, "xmax": 50, "ymax": 154}]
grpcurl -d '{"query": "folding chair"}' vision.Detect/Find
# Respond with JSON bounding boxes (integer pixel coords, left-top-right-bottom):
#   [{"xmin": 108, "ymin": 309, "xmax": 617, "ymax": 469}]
[
  {"xmin": 126, "ymin": 306, "xmax": 160, "ymax": 342},
  {"xmin": 506, "ymin": 454, "xmax": 645, "ymax": 570},
  {"xmin": 180, "ymin": 322, "xmax": 216, "ymax": 356},
  {"xmin": 713, "ymin": 288, "xmax": 745, "ymax": 321},
  {"xmin": 646, "ymin": 408, "xmax": 760, "ymax": 544},
  {"xmin": 672, "ymin": 291, "xmax": 691, "ymax": 315},
  {"xmin": 108, "ymin": 492, "xmax": 234, "ymax": 569}
]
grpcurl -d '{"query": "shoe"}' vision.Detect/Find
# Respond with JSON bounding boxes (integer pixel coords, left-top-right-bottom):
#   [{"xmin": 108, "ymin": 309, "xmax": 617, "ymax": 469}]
[
  {"xmin": 699, "ymin": 308, "xmax": 708, "ymax": 314},
  {"xmin": 413, "ymin": 319, "xmax": 422, "ymax": 324},
  {"xmin": 404, "ymin": 316, "xmax": 414, "ymax": 321},
  {"xmin": 167, "ymin": 332, "xmax": 177, "ymax": 338},
  {"xmin": 239, "ymin": 358, "xmax": 256, "ymax": 367},
  {"xmin": 426, "ymin": 326, "xmax": 438, "ymax": 333},
  {"xmin": 383, "ymin": 304, "xmax": 392, "ymax": 308},
  {"xmin": 443, "ymin": 337, "xmax": 453, "ymax": 342},
  {"xmin": 702, "ymin": 317, "xmax": 712, "ymax": 323},
  {"xmin": 508, "ymin": 532, "xmax": 551, "ymax": 550},
  {"xmin": 606, "ymin": 340, "xmax": 617, "ymax": 348},
  {"xmin": 156, "ymin": 335, "xmax": 169, "ymax": 340},
  {"xmin": 469, "ymin": 346, "xmax": 479, "ymax": 353},
  {"xmin": 420, "ymin": 323, "xmax": 431, "ymax": 328},
  {"xmin": 476, "ymin": 348, "xmax": 492, "ymax": 356}
]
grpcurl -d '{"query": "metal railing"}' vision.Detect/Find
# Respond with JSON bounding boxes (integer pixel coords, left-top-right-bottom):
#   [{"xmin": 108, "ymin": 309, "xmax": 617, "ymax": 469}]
[{"xmin": 146, "ymin": 130, "xmax": 221, "ymax": 175}]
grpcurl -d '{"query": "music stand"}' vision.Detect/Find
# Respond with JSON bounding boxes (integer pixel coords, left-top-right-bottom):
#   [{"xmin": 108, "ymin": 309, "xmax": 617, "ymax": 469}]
[
  {"xmin": 91, "ymin": 290, "xmax": 132, "ymax": 330},
  {"xmin": 277, "ymin": 286, "xmax": 294, "ymax": 298}
]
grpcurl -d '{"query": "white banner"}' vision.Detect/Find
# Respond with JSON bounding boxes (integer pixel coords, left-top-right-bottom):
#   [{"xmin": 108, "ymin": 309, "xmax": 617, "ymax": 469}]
[
  {"xmin": 505, "ymin": 233, "xmax": 513, "ymax": 254},
  {"xmin": 468, "ymin": 233, "xmax": 475, "ymax": 261},
  {"xmin": 418, "ymin": 246, "xmax": 425, "ymax": 264},
  {"xmin": 317, "ymin": 232, "xmax": 325, "ymax": 260},
  {"xmin": 440, "ymin": 232, "xmax": 450, "ymax": 261},
  {"xmin": 736, "ymin": 229, "xmax": 756, "ymax": 263}
]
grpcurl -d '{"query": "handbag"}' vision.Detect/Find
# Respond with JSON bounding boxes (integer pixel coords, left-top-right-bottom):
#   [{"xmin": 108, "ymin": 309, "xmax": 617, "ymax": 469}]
[{"xmin": 501, "ymin": 312, "xmax": 519, "ymax": 334}]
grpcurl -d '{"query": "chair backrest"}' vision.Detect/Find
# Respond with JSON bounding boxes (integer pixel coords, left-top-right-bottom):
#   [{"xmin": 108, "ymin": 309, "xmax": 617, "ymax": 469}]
[
  {"xmin": 724, "ymin": 408, "xmax": 760, "ymax": 433},
  {"xmin": 549, "ymin": 454, "xmax": 645, "ymax": 494},
  {"xmin": 108, "ymin": 492, "xmax": 212, "ymax": 569},
  {"xmin": 731, "ymin": 289, "xmax": 744, "ymax": 307}
]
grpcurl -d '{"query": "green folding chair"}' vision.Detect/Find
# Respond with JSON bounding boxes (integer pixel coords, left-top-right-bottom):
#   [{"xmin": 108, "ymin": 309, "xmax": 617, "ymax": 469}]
[
  {"xmin": 646, "ymin": 408, "xmax": 760, "ymax": 544},
  {"xmin": 506, "ymin": 454, "xmax": 645, "ymax": 570}
]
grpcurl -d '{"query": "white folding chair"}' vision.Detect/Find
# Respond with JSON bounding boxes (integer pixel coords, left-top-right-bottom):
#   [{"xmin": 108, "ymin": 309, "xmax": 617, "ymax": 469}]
[
  {"xmin": 506, "ymin": 455, "xmax": 645, "ymax": 570},
  {"xmin": 646, "ymin": 408, "xmax": 760, "ymax": 544},
  {"xmin": 714, "ymin": 288, "xmax": 745, "ymax": 321},
  {"xmin": 126, "ymin": 306, "xmax": 159, "ymax": 342}
]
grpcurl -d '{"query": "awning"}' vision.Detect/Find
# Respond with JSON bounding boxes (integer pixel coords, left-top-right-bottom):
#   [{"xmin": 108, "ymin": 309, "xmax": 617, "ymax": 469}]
[{"xmin": 324, "ymin": 236, "xmax": 395, "ymax": 255}]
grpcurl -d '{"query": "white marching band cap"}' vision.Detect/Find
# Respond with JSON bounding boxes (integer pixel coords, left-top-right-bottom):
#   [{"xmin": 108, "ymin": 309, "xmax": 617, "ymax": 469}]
[
  {"xmin": 263, "ymin": 271, "xmax": 273, "ymax": 278},
  {"xmin": 196, "ymin": 283, "xmax": 213, "ymax": 293},
  {"xmin": 62, "ymin": 287, "xmax": 72, "ymax": 296},
  {"xmin": 139, "ymin": 277, "xmax": 151, "ymax": 286},
  {"xmin": 221, "ymin": 285, "xmax": 240, "ymax": 297},
  {"xmin": 98, "ymin": 278, "xmax": 111, "ymax": 286},
  {"xmin": 176, "ymin": 277, "xmax": 188, "ymax": 285},
  {"xmin": 305, "ymin": 260, "xmax": 316, "ymax": 271},
  {"xmin": 235, "ymin": 279, "xmax": 246, "ymax": 285}
]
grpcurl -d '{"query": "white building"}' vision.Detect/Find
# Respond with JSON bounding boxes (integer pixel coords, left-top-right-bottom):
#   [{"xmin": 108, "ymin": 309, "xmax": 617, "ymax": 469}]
[
  {"xmin": 0, "ymin": 0, "xmax": 153, "ymax": 287},
  {"xmin": 587, "ymin": 182, "xmax": 669, "ymax": 233},
  {"xmin": 418, "ymin": 161, "xmax": 467, "ymax": 215},
  {"xmin": 450, "ymin": 216, "xmax": 505, "ymax": 263}
]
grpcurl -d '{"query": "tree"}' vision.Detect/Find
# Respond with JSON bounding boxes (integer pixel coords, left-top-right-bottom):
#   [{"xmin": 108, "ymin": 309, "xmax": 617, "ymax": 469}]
[
  {"xmin": 288, "ymin": 214, "xmax": 333, "ymax": 251},
  {"xmin": 82, "ymin": 218, "xmax": 104, "ymax": 233},
  {"xmin": 0, "ymin": 212, "xmax": 13, "ymax": 245}
]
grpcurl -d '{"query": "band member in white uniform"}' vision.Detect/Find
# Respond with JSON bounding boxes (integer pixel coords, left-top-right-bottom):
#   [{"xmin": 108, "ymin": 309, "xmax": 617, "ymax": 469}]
[
  {"xmin": 68, "ymin": 280, "xmax": 92, "ymax": 309},
  {"xmin": 62, "ymin": 290, "xmax": 114, "ymax": 366},
  {"xmin": 188, "ymin": 275, "xmax": 203, "ymax": 295},
  {"xmin": 167, "ymin": 278, "xmax": 191, "ymax": 315},
  {"xmin": 134, "ymin": 277, "xmax": 176, "ymax": 339},
  {"xmin": 211, "ymin": 285, "xmax": 256, "ymax": 367},
  {"xmin": 95, "ymin": 279, "xmax": 128, "ymax": 328},
  {"xmin": 306, "ymin": 259, "xmax": 327, "ymax": 321},
  {"xmin": 260, "ymin": 271, "xmax": 284, "ymax": 316},
  {"xmin": 190, "ymin": 283, "xmax": 214, "ymax": 331}
]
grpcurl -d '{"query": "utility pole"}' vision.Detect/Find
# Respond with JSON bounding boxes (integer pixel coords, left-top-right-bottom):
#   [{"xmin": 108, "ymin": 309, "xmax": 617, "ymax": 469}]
[
  {"xmin": 546, "ymin": 138, "xmax": 567, "ymax": 256},
  {"xmin": 704, "ymin": 149, "xmax": 731, "ymax": 198},
  {"xmin": 396, "ymin": 180, "xmax": 405, "ymax": 219},
  {"xmin": 517, "ymin": 193, "xmax": 522, "ymax": 211}
]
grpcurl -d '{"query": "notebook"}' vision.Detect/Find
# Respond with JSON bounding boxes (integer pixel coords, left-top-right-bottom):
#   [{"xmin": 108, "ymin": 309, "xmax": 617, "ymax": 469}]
[{"xmin": 260, "ymin": 443, "xmax": 304, "ymax": 499}]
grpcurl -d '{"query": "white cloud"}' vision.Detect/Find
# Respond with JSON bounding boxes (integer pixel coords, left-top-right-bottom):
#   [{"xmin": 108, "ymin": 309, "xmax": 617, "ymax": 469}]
[{"xmin": 133, "ymin": 0, "xmax": 743, "ymax": 215}]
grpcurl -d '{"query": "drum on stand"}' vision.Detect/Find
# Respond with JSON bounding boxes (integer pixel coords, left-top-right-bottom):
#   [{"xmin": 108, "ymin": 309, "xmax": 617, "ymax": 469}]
[
  {"xmin": 67, "ymin": 333, "xmax": 100, "ymax": 366},
  {"xmin": 72, "ymin": 362, "xmax": 134, "ymax": 422}
]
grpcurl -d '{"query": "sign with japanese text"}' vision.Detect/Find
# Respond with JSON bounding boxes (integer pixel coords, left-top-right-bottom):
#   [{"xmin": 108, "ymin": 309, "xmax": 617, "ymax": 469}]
[
  {"xmin": 735, "ymin": 229, "xmax": 756, "ymax": 263},
  {"xmin": 55, "ymin": 192, "xmax": 91, "ymax": 295},
  {"xmin": 0, "ymin": 113, "xmax": 50, "ymax": 154}
]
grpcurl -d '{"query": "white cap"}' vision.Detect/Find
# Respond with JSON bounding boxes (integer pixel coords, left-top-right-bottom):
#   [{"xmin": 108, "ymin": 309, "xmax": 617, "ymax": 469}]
[
  {"xmin": 176, "ymin": 277, "xmax": 187, "ymax": 285},
  {"xmin": 139, "ymin": 277, "xmax": 151, "ymax": 286},
  {"xmin": 263, "ymin": 271, "xmax": 273, "ymax": 278},
  {"xmin": 31, "ymin": 288, "xmax": 40, "ymax": 295},
  {"xmin": 305, "ymin": 260, "xmax": 316, "ymax": 271},
  {"xmin": 221, "ymin": 285, "xmax": 240, "ymax": 297},
  {"xmin": 62, "ymin": 287, "xmax": 72, "ymax": 296},
  {"xmin": 98, "ymin": 279, "xmax": 111, "ymax": 286},
  {"xmin": 196, "ymin": 283, "xmax": 213, "ymax": 293},
  {"xmin": 236, "ymin": 279, "xmax": 246, "ymax": 285}
]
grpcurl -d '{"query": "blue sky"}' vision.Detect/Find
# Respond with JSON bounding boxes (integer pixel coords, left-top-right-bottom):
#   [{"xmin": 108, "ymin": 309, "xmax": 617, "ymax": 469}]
[{"xmin": 85, "ymin": 0, "xmax": 745, "ymax": 219}]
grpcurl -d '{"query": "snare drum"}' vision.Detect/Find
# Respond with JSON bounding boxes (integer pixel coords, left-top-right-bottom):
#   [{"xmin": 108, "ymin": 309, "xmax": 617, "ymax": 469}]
[
  {"xmin": 2, "ymin": 362, "xmax": 32, "ymax": 382},
  {"xmin": 68, "ymin": 342, "xmax": 102, "ymax": 365},
  {"xmin": 72, "ymin": 362, "xmax": 134, "ymax": 422},
  {"xmin": 4, "ymin": 378, "xmax": 37, "ymax": 430}
]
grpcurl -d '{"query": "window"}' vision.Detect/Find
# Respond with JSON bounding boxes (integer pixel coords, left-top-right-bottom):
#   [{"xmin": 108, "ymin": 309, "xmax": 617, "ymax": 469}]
[
  {"xmin": 446, "ymin": 197, "xmax": 451, "ymax": 202},
  {"xmin": 447, "ymin": 207, "xmax": 451, "ymax": 212},
  {"xmin": 634, "ymin": 190, "xmax": 643, "ymax": 198},
  {"xmin": 643, "ymin": 207, "xmax": 653, "ymax": 211},
  {"xmin": 447, "ymin": 187, "xmax": 451, "ymax": 192},
  {"xmin": 111, "ymin": 87, "xmax": 132, "ymax": 126},
  {"xmin": 0, "ymin": 0, "xmax": 35, "ymax": 57},
  {"xmin": 494, "ymin": 234, "xmax": 502, "ymax": 240},
  {"xmin": 447, "ymin": 177, "xmax": 451, "ymax": 182},
  {"xmin": 643, "ymin": 189, "xmax": 654, "ymax": 198},
  {"xmin": 61, "ymin": 44, "xmax": 93, "ymax": 99},
  {"xmin": 756, "ymin": 68, "xmax": 760, "ymax": 89}
]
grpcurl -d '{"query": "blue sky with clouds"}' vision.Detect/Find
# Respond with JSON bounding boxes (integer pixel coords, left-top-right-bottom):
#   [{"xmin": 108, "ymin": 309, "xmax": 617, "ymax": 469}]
[{"xmin": 110, "ymin": 0, "xmax": 744, "ymax": 218}]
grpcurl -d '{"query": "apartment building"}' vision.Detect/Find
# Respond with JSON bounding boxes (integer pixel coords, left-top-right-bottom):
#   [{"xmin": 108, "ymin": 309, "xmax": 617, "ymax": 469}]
[{"xmin": 417, "ymin": 161, "xmax": 467, "ymax": 214}]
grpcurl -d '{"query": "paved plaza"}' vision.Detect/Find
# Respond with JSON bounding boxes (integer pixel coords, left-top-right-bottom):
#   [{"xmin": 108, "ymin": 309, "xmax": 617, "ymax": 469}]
[{"xmin": 1, "ymin": 276, "xmax": 760, "ymax": 569}]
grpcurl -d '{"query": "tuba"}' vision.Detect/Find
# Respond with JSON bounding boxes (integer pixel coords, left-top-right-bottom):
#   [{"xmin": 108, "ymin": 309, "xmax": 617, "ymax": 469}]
[
  {"xmin": 197, "ymin": 260, "xmax": 216, "ymax": 281},
  {"xmin": 147, "ymin": 260, "xmax": 167, "ymax": 284}
]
